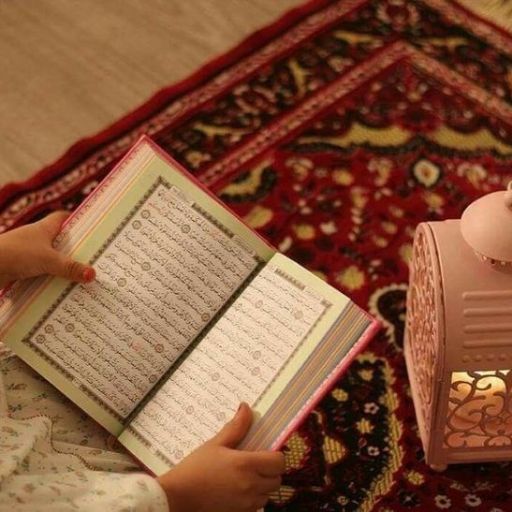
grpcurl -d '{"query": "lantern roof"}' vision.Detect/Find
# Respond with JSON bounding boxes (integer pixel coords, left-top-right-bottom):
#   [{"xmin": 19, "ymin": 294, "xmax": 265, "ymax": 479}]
[{"xmin": 460, "ymin": 182, "xmax": 512, "ymax": 264}]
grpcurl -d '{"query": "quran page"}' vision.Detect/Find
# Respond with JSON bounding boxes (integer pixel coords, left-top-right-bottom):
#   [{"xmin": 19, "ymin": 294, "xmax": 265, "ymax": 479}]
[
  {"xmin": 119, "ymin": 253, "xmax": 361, "ymax": 475},
  {"xmin": 1, "ymin": 140, "xmax": 274, "ymax": 435}
]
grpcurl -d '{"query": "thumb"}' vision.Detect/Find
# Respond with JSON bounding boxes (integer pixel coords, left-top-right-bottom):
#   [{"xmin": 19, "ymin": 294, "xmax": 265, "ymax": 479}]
[
  {"xmin": 37, "ymin": 211, "xmax": 71, "ymax": 240},
  {"xmin": 45, "ymin": 253, "xmax": 96, "ymax": 284},
  {"xmin": 211, "ymin": 402, "xmax": 253, "ymax": 448}
]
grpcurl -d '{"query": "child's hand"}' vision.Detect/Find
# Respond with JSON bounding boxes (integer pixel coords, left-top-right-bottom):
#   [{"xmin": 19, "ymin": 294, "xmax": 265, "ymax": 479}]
[
  {"xmin": 157, "ymin": 403, "xmax": 285, "ymax": 512},
  {"xmin": 0, "ymin": 211, "xmax": 95, "ymax": 288}
]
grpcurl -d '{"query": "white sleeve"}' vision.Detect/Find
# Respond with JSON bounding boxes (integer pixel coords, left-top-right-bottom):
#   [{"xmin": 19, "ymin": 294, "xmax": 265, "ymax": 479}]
[{"xmin": 0, "ymin": 470, "xmax": 168, "ymax": 512}]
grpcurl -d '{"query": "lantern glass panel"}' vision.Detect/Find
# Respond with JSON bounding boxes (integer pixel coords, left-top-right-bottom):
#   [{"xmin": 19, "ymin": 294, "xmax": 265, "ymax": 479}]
[{"xmin": 445, "ymin": 370, "xmax": 512, "ymax": 449}]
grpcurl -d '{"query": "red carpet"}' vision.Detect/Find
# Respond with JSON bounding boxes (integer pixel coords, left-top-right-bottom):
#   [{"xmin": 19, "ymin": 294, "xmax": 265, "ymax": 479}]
[{"xmin": 3, "ymin": 1, "xmax": 512, "ymax": 510}]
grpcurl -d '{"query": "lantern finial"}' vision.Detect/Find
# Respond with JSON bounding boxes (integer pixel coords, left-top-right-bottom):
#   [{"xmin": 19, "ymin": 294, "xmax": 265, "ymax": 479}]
[{"xmin": 460, "ymin": 183, "xmax": 512, "ymax": 265}]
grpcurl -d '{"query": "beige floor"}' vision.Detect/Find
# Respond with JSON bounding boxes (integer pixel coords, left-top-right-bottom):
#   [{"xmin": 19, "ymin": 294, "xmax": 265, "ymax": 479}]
[
  {"xmin": 0, "ymin": 0, "xmax": 506, "ymax": 187},
  {"xmin": 0, "ymin": 0, "xmax": 300, "ymax": 185}
]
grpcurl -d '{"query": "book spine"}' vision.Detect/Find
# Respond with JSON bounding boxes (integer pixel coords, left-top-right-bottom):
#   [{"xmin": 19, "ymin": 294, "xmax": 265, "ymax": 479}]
[{"xmin": 122, "ymin": 260, "xmax": 266, "ymax": 428}]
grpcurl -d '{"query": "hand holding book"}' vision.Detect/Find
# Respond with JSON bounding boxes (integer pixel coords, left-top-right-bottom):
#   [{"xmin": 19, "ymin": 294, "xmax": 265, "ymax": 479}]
[
  {"xmin": 157, "ymin": 403, "xmax": 285, "ymax": 512},
  {"xmin": 0, "ymin": 211, "xmax": 95, "ymax": 288}
]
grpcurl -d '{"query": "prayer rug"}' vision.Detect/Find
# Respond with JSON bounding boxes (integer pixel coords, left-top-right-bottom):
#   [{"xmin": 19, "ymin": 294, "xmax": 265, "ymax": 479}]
[{"xmin": 2, "ymin": 1, "xmax": 512, "ymax": 510}]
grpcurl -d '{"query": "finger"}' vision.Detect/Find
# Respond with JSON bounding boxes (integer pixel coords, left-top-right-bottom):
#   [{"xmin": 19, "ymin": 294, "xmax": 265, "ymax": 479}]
[
  {"xmin": 45, "ymin": 253, "xmax": 95, "ymax": 283},
  {"xmin": 246, "ymin": 450, "xmax": 286, "ymax": 477},
  {"xmin": 256, "ymin": 476, "xmax": 281, "ymax": 494},
  {"xmin": 210, "ymin": 402, "xmax": 253, "ymax": 448},
  {"xmin": 36, "ymin": 211, "xmax": 70, "ymax": 240}
]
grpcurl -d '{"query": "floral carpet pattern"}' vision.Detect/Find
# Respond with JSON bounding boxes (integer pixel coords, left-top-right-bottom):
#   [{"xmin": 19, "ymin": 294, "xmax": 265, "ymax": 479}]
[{"xmin": 2, "ymin": 0, "xmax": 512, "ymax": 510}]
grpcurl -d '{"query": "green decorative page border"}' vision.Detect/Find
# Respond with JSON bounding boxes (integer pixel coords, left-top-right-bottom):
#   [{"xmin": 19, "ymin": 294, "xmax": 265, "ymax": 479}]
[{"xmin": 21, "ymin": 178, "xmax": 170, "ymax": 422}]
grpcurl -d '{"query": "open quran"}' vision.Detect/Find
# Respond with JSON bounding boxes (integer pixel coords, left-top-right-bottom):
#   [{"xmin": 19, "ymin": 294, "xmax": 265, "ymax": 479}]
[{"xmin": 0, "ymin": 137, "xmax": 379, "ymax": 475}]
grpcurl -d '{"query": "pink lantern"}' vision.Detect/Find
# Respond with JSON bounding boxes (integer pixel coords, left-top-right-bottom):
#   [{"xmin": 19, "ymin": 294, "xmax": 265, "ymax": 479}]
[{"xmin": 405, "ymin": 183, "xmax": 512, "ymax": 470}]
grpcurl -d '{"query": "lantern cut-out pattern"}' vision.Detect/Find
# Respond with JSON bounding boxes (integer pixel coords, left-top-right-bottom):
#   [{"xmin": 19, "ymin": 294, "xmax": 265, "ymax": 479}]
[{"xmin": 445, "ymin": 370, "xmax": 512, "ymax": 450}]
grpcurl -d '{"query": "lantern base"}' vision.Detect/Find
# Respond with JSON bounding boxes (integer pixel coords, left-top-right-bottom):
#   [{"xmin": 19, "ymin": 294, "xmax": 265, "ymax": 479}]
[{"xmin": 429, "ymin": 463, "xmax": 447, "ymax": 472}]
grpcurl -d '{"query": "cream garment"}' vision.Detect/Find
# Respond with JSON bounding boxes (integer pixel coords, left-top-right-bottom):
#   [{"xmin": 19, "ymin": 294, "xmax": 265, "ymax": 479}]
[{"xmin": 0, "ymin": 353, "xmax": 168, "ymax": 512}]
